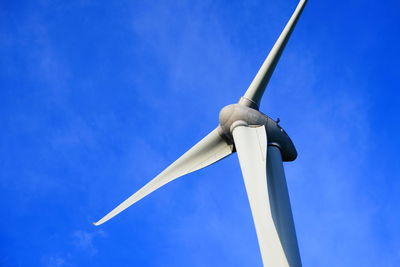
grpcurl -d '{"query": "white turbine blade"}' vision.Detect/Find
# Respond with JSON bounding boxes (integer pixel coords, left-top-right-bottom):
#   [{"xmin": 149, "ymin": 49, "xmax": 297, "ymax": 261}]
[
  {"xmin": 94, "ymin": 128, "xmax": 233, "ymax": 226},
  {"xmin": 240, "ymin": 0, "xmax": 307, "ymax": 108},
  {"xmin": 232, "ymin": 125, "xmax": 301, "ymax": 266},
  {"xmin": 266, "ymin": 145, "xmax": 302, "ymax": 267},
  {"xmin": 232, "ymin": 125, "xmax": 286, "ymax": 266}
]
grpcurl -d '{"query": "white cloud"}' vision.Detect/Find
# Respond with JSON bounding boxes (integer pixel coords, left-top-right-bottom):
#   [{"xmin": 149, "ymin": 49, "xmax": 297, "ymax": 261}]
[
  {"xmin": 72, "ymin": 230, "xmax": 105, "ymax": 255},
  {"xmin": 46, "ymin": 256, "xmax": 66, "ymax": 267}
]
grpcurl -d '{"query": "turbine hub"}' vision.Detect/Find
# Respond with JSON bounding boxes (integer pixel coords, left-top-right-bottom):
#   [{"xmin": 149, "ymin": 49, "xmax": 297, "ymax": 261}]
[{"xmin": 218, "ymin": 104, "xmax": 297, "ymax": 161}]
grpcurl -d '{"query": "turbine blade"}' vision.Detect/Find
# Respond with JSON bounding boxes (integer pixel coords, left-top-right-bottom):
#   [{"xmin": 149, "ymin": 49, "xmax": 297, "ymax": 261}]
[
  {"xmin": 266, "ymin": 145, "xmax": 302, "ymax": 267},
  {"xmin": 232, "ymin": 125, "xmax": 301, "ymax": 266},
  {"xmin": 94, "ymin": 128, "xmax": 233, "ymax": 226},
  {"xmin": 240, "ymin": 0, "xmax": 307, "ymax": 109}
]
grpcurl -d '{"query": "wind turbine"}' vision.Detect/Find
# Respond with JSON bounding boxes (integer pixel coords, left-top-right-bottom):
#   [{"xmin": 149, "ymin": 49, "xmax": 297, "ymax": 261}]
[{"xmin": 94, "ymin": 0, "xmax": 307, "ymax": 266}]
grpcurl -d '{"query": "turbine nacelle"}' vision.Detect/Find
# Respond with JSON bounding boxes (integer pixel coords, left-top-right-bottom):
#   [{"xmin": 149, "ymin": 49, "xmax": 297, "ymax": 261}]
[{"xmin": 218, "ymin": 103, "xmax": 297, "ymax": 161}]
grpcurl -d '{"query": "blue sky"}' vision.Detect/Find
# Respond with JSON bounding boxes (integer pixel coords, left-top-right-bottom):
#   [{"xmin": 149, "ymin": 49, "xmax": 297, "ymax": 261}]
[{"xmin": 1, "ymin": 0, "xmax": 400, "ymax": 266}]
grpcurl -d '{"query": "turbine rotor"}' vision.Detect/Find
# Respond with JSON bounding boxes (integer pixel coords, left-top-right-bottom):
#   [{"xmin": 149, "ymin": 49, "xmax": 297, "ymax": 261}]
[{"xmin": 218, "ymin": 104, "xmax": 297, "ymax": 161}]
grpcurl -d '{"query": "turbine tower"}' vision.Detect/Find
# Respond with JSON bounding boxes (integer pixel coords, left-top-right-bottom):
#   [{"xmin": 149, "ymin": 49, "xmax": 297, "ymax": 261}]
[{"xmin": 94, "ymin": 0, "xmax": 307, "ymax": 266}]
